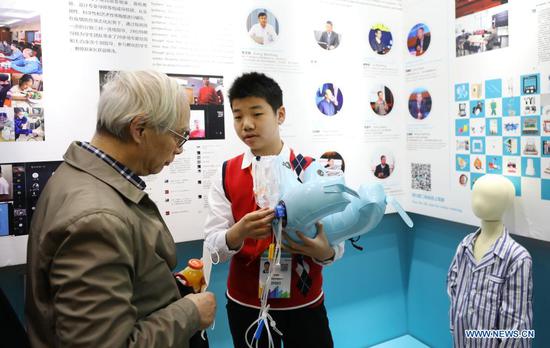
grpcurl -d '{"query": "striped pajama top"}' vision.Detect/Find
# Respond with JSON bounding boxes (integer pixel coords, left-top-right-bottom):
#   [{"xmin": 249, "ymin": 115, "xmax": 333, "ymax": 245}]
[{"xmin": 447, "ymin": 228, "xmax": 533, "ymax": 348}]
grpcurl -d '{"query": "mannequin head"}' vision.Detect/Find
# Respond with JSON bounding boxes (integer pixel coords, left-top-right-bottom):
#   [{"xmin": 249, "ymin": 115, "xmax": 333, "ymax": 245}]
[{"xmin": 471, "ymin": 174, "xmax": 514, "ymax": 221}]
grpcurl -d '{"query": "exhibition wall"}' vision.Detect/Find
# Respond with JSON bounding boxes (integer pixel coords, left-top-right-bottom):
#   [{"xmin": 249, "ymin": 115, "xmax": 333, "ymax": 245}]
[
  {"xmin": 1, "ymin": 0, "xmax": 550, "ymax": 345},
  {"xmin": 2, "ymin": 0, "xmax": 411, "ymax": 265},
  {"xmin": 2, "ymin": 0, "xmax": 549, "ymax": 267}
]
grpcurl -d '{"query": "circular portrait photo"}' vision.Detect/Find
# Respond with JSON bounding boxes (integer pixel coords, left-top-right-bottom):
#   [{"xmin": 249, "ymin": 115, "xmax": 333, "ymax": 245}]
[
  {"xmin": 316, "ymin": 83, "xmax": 343, "ymax": 116},
  {"xmin": 371, "ymin": 152, "xmax": 395, "ymax": 179},
  {"xmin": 319, "ymin": 151, "xmax": 345, "ymax": 176},
  {"xmin": 408, "ymin": 88, "xmax": 432, "ymax": 120},
  {"xmin": 370, "ymin": 85, "xmax": 394, "ymax": 116},
  {"xmin": 314, "ymin": 20, "xmax": 341, "ymax": 50},
  {"xmin": 247, "ymin": 9, "xmax": 279, "ymax": 45},
  {"xmin": 368, "ymin": 24, "xmax": 393, "ymax": 55},
  {"xmin": 407, "ymin": 23, "xmax": 431, "ymax": 56}
]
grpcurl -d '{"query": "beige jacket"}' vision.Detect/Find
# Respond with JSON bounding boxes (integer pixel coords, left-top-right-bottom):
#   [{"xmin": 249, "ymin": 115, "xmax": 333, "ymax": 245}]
[{"xmin": 26, "ymin": 142, "xmax": 200, "ymax": 347}]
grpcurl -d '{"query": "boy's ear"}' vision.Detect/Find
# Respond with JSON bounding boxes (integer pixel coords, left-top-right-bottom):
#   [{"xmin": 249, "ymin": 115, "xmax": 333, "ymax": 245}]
[{"xmin": 277, "ymin": 106, "xmax": 286, "ymax": 125}]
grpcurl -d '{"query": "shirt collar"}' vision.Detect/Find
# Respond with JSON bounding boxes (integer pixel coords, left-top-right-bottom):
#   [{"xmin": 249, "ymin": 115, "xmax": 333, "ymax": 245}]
[
  {"xmin": 78, "ymin": 141, "xmax": 146, "ymax": 190},
  {"xmin": 241, "ymin": 143, "xmax": 290, "ymax": 169},
  {"xmin": 462, "ymin": 226, "xmax": 510, "ymax": 259}
]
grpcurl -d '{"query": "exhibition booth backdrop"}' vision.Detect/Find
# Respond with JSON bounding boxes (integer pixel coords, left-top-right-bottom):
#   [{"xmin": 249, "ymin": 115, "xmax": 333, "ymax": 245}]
[{"xmin": 1, "ymin": 0, "xmax": 550, "ymax": 346}]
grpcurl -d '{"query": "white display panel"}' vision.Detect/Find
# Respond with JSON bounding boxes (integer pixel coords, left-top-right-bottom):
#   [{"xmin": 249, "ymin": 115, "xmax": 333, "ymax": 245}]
[
  {"xmin": 403, "ymin": 0, "xmax": 550, "ymax": 243},
  {"xmin": 0, "ymin": 0, "xmax": 406, "ymax": 266},
  {"xmin": 1, "ymin": 0, "xmax": 549, "ymax": 267}
]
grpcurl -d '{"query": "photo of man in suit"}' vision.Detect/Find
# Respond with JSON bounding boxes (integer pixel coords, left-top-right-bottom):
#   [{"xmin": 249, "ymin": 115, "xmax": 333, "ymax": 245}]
[
  {"xmin": 318, "ymin": 21, "xmax": 340, "ymax": 50},
  {"xmin": 415, "ymin": 27, "xmax": 430, "ymax": 56},
  {"xmin": 374, "ymin": 155, "xmax": 391, "ymax": 179},
  {"xmin": 408, "ymin": 91, "xmax": 431, "ymax": 120},
  {"xmin": 407, "ymin": 23, "xmax": 431, "ymax": 57}
]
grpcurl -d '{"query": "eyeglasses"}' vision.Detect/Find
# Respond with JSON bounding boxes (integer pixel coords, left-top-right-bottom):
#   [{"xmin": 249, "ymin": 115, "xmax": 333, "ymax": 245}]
[{"xmin": 168, "ymin": 128, "xmax": 190, "ymax": 148}]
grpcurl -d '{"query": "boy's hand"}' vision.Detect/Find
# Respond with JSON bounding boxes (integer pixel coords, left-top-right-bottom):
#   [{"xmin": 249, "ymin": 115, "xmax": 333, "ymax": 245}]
[
  {"xmin": 226, "ymin": 208, "xmax": 275, "ymax": 250},
  {"xmin": 282, "ymin": 222, "xmax": 335, "ymax": 262}
]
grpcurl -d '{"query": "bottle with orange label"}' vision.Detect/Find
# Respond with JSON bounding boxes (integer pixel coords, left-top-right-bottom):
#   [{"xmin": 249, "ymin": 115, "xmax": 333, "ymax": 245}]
[{"xmin": 175, "ymin": 259, "xmax": 205, "ymax": 294}]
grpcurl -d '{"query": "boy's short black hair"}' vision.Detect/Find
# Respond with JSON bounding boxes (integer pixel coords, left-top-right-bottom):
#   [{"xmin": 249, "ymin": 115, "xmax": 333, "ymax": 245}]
[
  {"xmin": 228, "ymin": 72, "xmax": 283, "ymax": 113},
  {"xmin": 258, "ymin": 12, "xmax": 267, "ymax": 18}
]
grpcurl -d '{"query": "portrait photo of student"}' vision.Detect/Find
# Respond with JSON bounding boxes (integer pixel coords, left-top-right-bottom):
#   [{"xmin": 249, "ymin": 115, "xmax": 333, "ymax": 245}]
[
  {"xmin": 319, "ymin": 151, "xmax": 345, "ymax": 176},
  {"xmin": 247, "ymin": 9, "xmax": 279, "ymax": 46},
  {"xmin": 368, "ymin": 24, "xmax": 393, "ymax": 55},
  {"xmin": 370, "ymin": 85, "xmax": 394, "ymax": 116},
  {"xmin": 198, "ymin": 77, "xmax": 220, "ymax": 105},
  {"xmin": 189, "ymin": 110, "xmax": 206, "ymax": 139},
  {"xmin": 314, "ymin": 20, "xmax": 341, "ymax": 50},
  {"xmin": 407, "ymin": 23, "xmax": 431, "ymax": 56},
  {"xmin": 371, "ymin": 153, "xmax": 395, "ymax": 179},
  {"xmin": 262, "ymin": 261, "xmax": 270, "ymax": 274},
  {"xmin": 408, "ymin": 88, "xmax": 432, "ymax": 120},
  {"xmin": 316, "ymin": 83, "xmax": 343, "ymax": 116}
]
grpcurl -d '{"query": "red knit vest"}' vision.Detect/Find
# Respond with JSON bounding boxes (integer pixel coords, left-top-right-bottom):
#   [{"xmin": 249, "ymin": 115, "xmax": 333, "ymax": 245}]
[{"xmin": 223, "ymin": 151, "xmax": 324, "ymax": 308}]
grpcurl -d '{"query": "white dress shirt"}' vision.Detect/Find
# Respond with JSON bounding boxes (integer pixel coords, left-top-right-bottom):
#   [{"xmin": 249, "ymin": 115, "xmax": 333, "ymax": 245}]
[
  {"xmin": 204, "ymin": 144, "xmax": 344, "ymax": 264},
  {"xmin": 248, "ymin": 23, "xmax": 277, "ymax": 45}
]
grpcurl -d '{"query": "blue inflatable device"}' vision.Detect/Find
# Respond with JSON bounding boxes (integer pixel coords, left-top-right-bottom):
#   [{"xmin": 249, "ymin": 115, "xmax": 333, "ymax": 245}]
[{"xmin": 274, "ymin": 175, "xmax": 413, "ymax": 246}]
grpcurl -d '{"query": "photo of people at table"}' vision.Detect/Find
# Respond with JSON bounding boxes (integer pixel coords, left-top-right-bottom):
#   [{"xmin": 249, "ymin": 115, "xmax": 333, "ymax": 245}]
[
  {"xmin": 455, "ymin": 0, "xmax": 509, "ymax": 57},
  {"xmin": 0, "ymin": 5, "xmax": 44, "ymax": 142},
  {"xmin": 14, "ymin": 106, "xmax": 44, "ymax": 142},
  {"xmin": 0, "ymin": 108, "xmax": 15, "ymax": 142}
]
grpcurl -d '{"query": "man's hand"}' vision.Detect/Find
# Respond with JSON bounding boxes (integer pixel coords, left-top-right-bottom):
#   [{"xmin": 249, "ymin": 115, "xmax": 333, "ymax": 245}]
[
  {"xmin": 226, "ymin": 208, "xmax": 275, "ymax": 250},
  {"xmin": 282, "ymin": 222, "xmax": 335, "ymax": 262},
  {"xmin": 185, "ymin": 292, "xmax": 216, "ymax": 329}
]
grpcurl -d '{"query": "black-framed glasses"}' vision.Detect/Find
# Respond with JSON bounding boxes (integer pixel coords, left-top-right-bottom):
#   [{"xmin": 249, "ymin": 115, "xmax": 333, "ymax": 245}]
[{"xmin": 168, "ymin": 128, "xmax": 190, "ymax": 148}]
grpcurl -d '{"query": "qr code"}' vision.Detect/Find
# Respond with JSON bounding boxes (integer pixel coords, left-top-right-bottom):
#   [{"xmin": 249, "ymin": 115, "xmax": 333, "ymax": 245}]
[{"xmin": 411, "ymin": 163, "xmax": 431, "ymax": 191}]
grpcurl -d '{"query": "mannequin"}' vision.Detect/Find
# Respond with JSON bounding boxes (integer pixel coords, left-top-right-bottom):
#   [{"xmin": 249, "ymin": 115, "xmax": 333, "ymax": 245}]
[
  {"xmin": 447, "ymin": 174, "xmax": 533, "ymax": 348},
  {"xmin": 471, "ymin": 174, "xmax": 514, "ymax": 261}
]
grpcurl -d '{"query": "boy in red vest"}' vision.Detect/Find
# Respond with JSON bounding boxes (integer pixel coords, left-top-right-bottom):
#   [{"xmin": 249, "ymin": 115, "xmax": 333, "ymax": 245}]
[{"xmin": 204, "ymin": 72, "xmax": 344, "ymax": 347}]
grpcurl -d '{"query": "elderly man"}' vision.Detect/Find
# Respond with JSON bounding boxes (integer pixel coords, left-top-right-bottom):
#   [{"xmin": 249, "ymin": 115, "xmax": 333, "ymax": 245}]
[{"xmin": 26, "ymin": 70, "xmax": 216, "ymax": 348}]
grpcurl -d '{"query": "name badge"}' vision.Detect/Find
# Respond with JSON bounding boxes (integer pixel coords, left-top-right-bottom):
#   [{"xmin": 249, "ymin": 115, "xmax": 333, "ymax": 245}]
[{"xmin": 259, "ymin": 252, "xmax": 292, "ymax": 299}]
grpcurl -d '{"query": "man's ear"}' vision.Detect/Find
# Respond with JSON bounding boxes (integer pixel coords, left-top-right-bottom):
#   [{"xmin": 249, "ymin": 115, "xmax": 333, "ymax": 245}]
[
  {"xmin": 128, "ymin": 115, "xmax": 146, "ymax": 144},
  {"xmin": 277, "ymin": 106, "xmax": 286, "ymax": 125}
]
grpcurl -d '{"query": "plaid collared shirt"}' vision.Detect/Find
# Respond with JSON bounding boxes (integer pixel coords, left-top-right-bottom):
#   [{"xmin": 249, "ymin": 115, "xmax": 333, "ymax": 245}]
[{"xmin": 78, "ymin": 141, "xmax": 146, "ymax": 190}]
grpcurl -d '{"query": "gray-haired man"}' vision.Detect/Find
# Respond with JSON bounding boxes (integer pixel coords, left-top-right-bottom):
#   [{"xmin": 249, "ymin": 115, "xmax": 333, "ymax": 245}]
[{"xmin": 26, "ymin": 70, "xmax": 216, "ymax": 348}]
